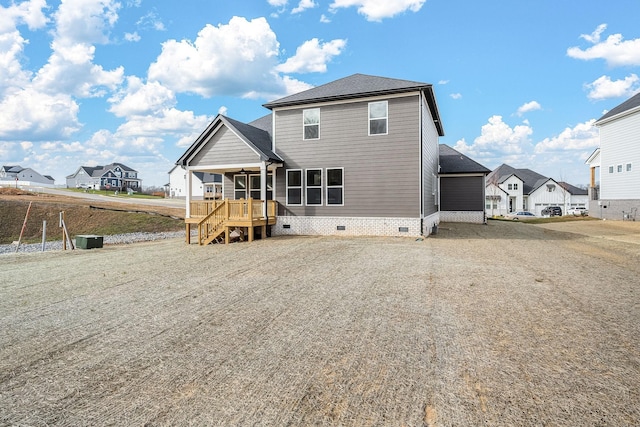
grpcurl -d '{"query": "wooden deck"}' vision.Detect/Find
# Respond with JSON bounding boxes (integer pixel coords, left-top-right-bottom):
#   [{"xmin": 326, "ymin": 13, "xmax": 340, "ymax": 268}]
[{"xmin": 185, "ymin": 199, "xmax": 277, "ymax": 245}]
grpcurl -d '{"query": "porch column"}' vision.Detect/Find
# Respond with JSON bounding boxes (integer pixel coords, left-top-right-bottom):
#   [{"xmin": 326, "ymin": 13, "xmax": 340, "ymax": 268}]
[
  {"xmin": 260, "ymin": 161, "xmax": 268, "ymax": 218},
  {"xmin": 185, "ymin": 168, "xmax": 192, "ymax": 218}
]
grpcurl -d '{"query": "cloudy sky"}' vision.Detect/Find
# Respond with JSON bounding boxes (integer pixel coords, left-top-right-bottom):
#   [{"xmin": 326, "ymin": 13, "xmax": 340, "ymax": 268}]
[{"xmin": 1, "ymin": 0, "xmax": 639, "ymax": 187}]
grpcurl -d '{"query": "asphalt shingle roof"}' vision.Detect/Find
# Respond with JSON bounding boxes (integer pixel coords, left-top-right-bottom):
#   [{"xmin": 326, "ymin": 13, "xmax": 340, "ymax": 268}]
[
  {"xmin": 439, "ymin": 144, "xmax": 490, "ymax": 174},
  {"xmin": 596, "ymin": 91, "xmax": 640, "ymax": 123}
]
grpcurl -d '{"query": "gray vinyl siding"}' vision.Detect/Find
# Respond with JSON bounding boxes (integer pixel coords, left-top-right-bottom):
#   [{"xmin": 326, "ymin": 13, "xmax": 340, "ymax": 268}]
[
  {"xmin": 274, "ymin": 95, "xmax": 421, "ymax": 218},
  {"xmin": 191, "ymin": 126, "xmax": 259, "ymax": 165},
  {"xmin": 421, "ymin": 96, "xmax": 440, "ymax": 216},
  {"xmin": 440, "ymin": 176, "xmax": 484, "ymax": 211}
]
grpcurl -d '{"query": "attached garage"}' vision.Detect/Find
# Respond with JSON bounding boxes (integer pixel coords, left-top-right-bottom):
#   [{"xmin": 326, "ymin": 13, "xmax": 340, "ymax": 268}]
[{"xmin": 439, "ymin": 144, "xmax": 490, "ymax": 223}]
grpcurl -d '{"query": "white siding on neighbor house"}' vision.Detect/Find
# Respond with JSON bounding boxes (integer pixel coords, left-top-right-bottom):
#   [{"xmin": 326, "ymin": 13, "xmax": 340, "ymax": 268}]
[
  {"xmin": 168, "ymin": 167, "xmax": 205, "ymax": 199},
  {"xmin": 274, "ymin": 95, "xmax": 423, "ymax": 218},
  {"xmin": 528, "ymin": 181, "xmax": 570, "ymax": 215},
  {"xmin": 502, "ymin": 176, "xmax": 524, "ymax": 211},
  {"xmin": 485, "ymin": 183, "xmax": 508, "ymax": 217},
  {"xmin": 599, "ymin": 111, "xmax": 640, "ymax": 199},
  {"xmin": 191, "ymin": 126, "xmax": 260, "ymax": 166}
]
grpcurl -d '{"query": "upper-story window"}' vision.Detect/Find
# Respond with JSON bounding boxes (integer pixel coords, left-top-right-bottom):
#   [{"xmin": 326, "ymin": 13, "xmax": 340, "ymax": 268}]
[
  {"xmin": 369, "ymin": 101, "xmax": 388, "ymax": 135},
  {"xmin": 609, "ymin": 166, "xmax": 614, "ymax": 173},
  {"xmin": 626, "ymin": 163, "xmax": 632, "ymax": 172},
  {"xmin": 303, "ymin": 108, "xmax": 320, "ymax": 140}
]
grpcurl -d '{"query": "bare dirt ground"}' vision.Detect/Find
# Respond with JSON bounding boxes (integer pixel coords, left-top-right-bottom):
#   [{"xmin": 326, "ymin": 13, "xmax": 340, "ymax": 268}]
[{"xmin": 0, "ymin": 220, "xmax": 638, "ymax": 426}]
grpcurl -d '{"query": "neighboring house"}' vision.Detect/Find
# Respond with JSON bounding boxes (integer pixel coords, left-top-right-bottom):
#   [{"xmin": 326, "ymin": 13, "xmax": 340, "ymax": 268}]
[
  {"xmin": 588, "ymin": 92, "xmax": 640, "ymax": 220},
  {"xmin": 177, "ymin": 73, "xmax": 448, "ymax": 237},
  {"xmin": 0, "ymin": 165, "xmax": 55, "ymax": 187},
  {"xmin": 438, "ymin": 144, "xmax": 491, "ymax": 223},
  {"xmin": 66, "ymin": 163, "xmax": 141, "ymax": 190},
  {"xmin": 168, "ymin": 165, "xmax": 222, "ymax": 199},
  {"xmin": 486, "ymin": 164, "xmax": 588, "ymax": 216}
]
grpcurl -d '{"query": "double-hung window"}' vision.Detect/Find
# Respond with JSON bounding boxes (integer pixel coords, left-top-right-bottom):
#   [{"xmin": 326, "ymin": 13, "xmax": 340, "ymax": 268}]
[
  {"xmin": 303, "ymin": 108, "xmax": 320, "ymax": 140},
  {"xmin": 306, "ymin": 169, "xmax": 322, "ymax": 205},
  {"xmin": 234, "ymin": 175, "xmax": 247, "ymax": 199},
  {"xmin": 249, "ymin": 174, "xmax": 273, "ymax": 200},
  {"xmin": 286, "ymin": 170, "xmax": 302, "ymax": 205},
  {"xmin": 369, "ymin": 101, "xmax": 388, "ymax": 135},
  {"xmin": 326, "ymin": 168, "xmax": 344, "ymax": 205}
]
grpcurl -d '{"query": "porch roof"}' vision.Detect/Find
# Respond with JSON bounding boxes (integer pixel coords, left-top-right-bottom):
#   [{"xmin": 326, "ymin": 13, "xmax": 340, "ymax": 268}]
[{"xmin": 177, "ymin": 114, "xmax": 283, "ymax": 167}]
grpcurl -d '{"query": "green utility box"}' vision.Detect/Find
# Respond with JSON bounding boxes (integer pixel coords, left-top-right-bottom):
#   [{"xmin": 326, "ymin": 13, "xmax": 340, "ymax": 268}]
[{"xmin": 76, "ymin": 235, "xmax": 104, "ymax": 249}]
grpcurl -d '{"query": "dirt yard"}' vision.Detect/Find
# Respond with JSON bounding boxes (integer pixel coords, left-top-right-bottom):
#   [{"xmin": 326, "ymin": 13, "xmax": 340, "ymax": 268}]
[{"xmin": 0, "ymin": 220, "xmax": 638, "ymax": 426}]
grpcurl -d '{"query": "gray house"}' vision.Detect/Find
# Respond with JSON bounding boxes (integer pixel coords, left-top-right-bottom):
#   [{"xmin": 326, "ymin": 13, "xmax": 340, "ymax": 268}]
[
  {"xmin": 0, "ymin": 165, "xmax": 55, "ymax": 186},
  {"xmin": 177, "ymin": 73, "xmax": 444, "ymax": 238}
]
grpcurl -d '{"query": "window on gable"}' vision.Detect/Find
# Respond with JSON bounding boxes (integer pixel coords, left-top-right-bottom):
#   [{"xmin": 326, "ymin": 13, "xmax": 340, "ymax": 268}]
[
  {"xmin": 617, "ymin": 164, "xmax": 623, "ymax": 173},
  {"xmin": 609, "ymin": 166, "xmax": 614, "ymax": 173},
  {"xmin": 286, "ymin": 170, "xmax": 302, "ymax": 206},
  {"xmin": 326, "ymin": 168, "xmax": 344, "ymax": 205},
  {"xmin": 513, "ymin": 183, "xmax": 518, "ymax": 190},
  {"xmin": 306, "ymin": 169, "xmax": 322, "ymax": 205},
  {"xmin": 369, "ymin": 101, "xmax": 388, "ymax": 135},
  {"xmin": 508, "ymin": 184, "xmax": 513, "ymax": 190},
  {"xmin": 626, "ymin": 163, "xmax": 632, "ymax": 172},
  {"xmin": 303, "ymin": 108, "xmax": 320, "ymax": 140}
]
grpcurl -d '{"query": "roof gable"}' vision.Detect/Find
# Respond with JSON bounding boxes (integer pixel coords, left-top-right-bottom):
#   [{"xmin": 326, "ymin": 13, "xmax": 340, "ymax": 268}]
[{"xmin": 263, "ymin": 73, "xmax": 444, "ymax": 136}]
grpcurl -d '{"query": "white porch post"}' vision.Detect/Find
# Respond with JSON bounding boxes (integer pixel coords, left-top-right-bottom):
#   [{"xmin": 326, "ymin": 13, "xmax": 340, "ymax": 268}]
[
  {"xmin": 185, "ymin": 168, "xmax": 192, "ymax": 218},
  {"xmin": 260, "ymin": 161, "xmax": 268, "ymax": 218}
]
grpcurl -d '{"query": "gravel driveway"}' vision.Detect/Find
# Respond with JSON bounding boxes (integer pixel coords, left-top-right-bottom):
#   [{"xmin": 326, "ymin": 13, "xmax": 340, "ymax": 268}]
[{"xmin": 0, "ymin": 220, "xmax": 638, "ymax": 426}]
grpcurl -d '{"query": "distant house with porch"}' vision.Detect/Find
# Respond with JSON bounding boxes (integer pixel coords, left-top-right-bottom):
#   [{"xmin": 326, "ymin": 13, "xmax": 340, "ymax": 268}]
[
  {"xmin": 486, "ymin": 164, "xmax": 588, "ymax": 217},
  {"xmin": 0, "ymin": 165, "xmax": 55, "ymax": 187},
  {"xmin": 66, "ymin": 163, "xmax": 141, "ymax": 190},
  {"xmin": 587, "ymin": 92, "xmax": 640, "ymax": 220}
]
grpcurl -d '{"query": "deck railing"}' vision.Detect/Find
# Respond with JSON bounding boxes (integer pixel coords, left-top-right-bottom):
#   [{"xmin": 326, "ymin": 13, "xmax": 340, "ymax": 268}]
[{"xmin": 190, "ymin": 199, "xmax": 277, "ymax": 220}]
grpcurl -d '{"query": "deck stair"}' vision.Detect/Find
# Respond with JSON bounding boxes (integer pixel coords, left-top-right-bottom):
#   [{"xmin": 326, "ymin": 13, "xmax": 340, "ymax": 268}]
[{"xmin": 185, "ymin": 199, "xmax": 277, "ymax": 245}]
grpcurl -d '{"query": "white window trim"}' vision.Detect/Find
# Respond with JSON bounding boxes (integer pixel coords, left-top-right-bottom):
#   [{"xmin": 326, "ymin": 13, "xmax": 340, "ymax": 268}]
[
  {"xmin": 617, "ymin": 164, "xmax": 623, "ymax": 173},
  {"xmin": 325, "ymin": 167, "xmax": 344, "ymax": 206},
  {"xmin": 626, "ymin": 163, "xmax": 632, "ymax": 172},
  {"xmin": 286, "ymin": 169, "xmax": 303, "ymax": 206},
  {"xmin": 233, "ymin": 174, "xmax": 247, "ymax": 200},
  {"xmin": 305, "ymin": 168, "xmax": 323, "ymax": 206},
  {"xmin": 249, "ymin": 173, "xmax": 273, "ymax": 200},
  {"xmin": 303, "ymin": 108, "xmax": 320, "ymax": 140},
  {"xmin": 368, "ymin": 100, "xmax": 388, "ymax": 136}
]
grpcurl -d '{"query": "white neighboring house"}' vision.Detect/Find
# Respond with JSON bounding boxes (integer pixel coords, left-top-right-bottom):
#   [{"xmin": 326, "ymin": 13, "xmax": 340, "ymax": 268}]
[
  {"xmin": 0, "ymin": 165, "xmax": 55, "ymax": 187},
  {"xmin": 168, "ymin": 165, "xmax": 222, "ymax": 199},
  {"xmin": 588, "ymin": 92, "xmax": 640, "ymax": 220},
  {"xmin": 486, "ymin": 164, "xmax": 588, "ymax": 216}
]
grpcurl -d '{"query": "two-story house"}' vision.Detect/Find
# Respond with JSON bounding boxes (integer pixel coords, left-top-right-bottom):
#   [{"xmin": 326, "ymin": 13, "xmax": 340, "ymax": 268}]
[
  {"xmin": 66, "ymin": 163, "xmax": 141, "ymax": 190},
  {"xmin": 486, "ymin": 164, "xmax": 588, "ymax": 217},
  {"xmin": 587, "ymin": 92, "xmax": 640, "ymax": 220},
  {"xmin": 176, "ymin": 74, "xmax": 445, "ymax": 239},
  {"xmin": 168, "ymin": 165, "xmax": 222, "ymax": 199}
]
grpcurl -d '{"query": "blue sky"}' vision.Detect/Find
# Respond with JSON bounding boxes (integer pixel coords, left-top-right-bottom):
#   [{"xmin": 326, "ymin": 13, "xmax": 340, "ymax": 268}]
[{"xmin": 1, "ymin": 0, "xmax": 640, "ymax": 187}]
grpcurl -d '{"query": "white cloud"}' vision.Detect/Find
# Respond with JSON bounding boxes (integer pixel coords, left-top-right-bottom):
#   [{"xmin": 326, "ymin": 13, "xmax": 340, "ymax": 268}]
[
  {"xmin": 0, "ymin": 88, "xmax": 80, "ymax": 140},
  {"xmin": 276, "ymin": 38, "xmax": 347, "ymax": 73},
  {"xmin": 329, "ymin": 0, "xmax": 425, "ymax": 22},
  {"xmin": 438, "ymin": 80, "xmax": 449, "ymax": 85},
  {"xmin": 567, "ymin": 25, "xmax": 640, "ymax": 67},
  {"xmin": 320, "ymin": 14, "xmax": 331, "ymax": 23},
  {"xmin": 585, "ymin": 74, "xmax": 640, "ymax": 100},
  {"xmin": 124, "ymin": 31, "xmax": 140, "ymax": 42},
  {"xmin": 292, "ymin": 0, "xmax": 317, "ymax": 14},
  {"xmin": 535, "ymin": 120, "xmax": 599, "ymax": 153},
  {"xmin": 108, "ymin": 76, "xmax": 176, "ymax": 117},
  {"xmin": 450, "ymin": 93, "xmax": 461, "ymax": 100},
  {"xmin": 579, "ymin": 23, "xmax": 607, "ymax": 44},
  {"xmin": 516, "ymin": 101, "xmax": 542, "ymax": 116},
  {"xmin": 218, "ymin": 106, "xmax": 228, "ymax": 116},
  {"xmin": 268, "ymin": 0, "xmax": 288, "ymax": 6},
  {"xmin": 0, "ymin": 0, "xmax": 49, "ymax": 33},
  {"xmin": 53, "ymin": 0, "xmax": 121, "ymax": 45},
  {"xmin": 148, "ymin": 17, "xmax": 282, "ymax": 97},
  {"xmin": 136, "ymin": 11, "xmax": 165, "ymax": 32}
]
